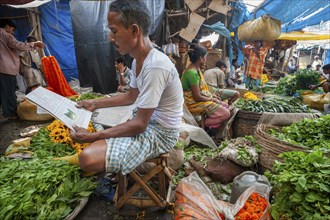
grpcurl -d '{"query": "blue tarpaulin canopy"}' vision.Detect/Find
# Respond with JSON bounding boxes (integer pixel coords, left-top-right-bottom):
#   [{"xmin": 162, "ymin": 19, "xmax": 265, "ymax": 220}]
[{"xmin": 250, "ymin": 0, "xmax": 330, "ymax": 33}]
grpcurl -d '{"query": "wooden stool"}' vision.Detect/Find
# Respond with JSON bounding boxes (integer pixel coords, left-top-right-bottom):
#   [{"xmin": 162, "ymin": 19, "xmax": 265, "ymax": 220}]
[{"xmin": 114, "ymin": 153, "xmax": 173, "ymax": 209}]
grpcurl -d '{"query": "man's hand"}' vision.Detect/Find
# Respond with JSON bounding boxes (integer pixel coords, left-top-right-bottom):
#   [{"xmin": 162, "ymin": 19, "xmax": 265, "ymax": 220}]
[
  {"xmin": 70, "ymin": 126, "xmax": 95, "ymax": 143},
  {"xmin": 33, "ymin": 41, "xmax": 45, "ymax": 49},
  {"xmin": 76, "ymin": 99, "xmax": 98, "ymax": 111},
  {"xmin": 117, "ymin": 63, "xmax": 125, "ymax": 73},
  {"xmin": 309, "ymin": 85, "xmax": 318, "ymax": 91}
]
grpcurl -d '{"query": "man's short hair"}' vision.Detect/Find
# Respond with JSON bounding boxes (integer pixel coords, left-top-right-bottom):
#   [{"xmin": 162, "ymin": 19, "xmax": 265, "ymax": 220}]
[
  {"xmin": 0, "ymin": 19, "xmax": 16, "ymax": 29},
  {"xmin": 26, "ymin": 36, "xmax": 36, "ymax": 42},
  {"xmin": 116, "ymin": 57, "xmax": 125, "ymax": 65},
  {"xmin": 323, "ymin": 64, "xmax": 330, "ymax": 71},
  {"xmin": 109, "ymin": 0, "xmax": 151, "ymax": 36},
  {"xmin": 215, "ymin": 60, "xmax": 227, "ymax": 69}
]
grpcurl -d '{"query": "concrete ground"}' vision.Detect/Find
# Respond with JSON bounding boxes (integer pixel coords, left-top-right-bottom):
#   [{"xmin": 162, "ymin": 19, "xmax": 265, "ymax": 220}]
[{"xmin": 0, "ymin": 116, "xmax": 173, "ymax": 220}]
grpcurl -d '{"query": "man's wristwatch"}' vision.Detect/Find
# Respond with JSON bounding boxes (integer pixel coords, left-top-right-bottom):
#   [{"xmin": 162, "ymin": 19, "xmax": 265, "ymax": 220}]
[{"xmin": 120, "ymin": 72, "xmax": 124, "ymax": 76}]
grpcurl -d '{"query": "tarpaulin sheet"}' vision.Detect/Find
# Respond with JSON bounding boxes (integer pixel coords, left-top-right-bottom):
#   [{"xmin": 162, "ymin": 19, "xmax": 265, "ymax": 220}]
[
  {"xmin": 7, "ymin": 0, "xmax": 51, "ymax": 8},
  {"xmin": 70, "ymin": 0, "xmax": 165, "ymax": 93},
  {"xmin": 39, "ymin": 0, "xmax": 78, "ymax": 81},
  {"xmin": 203, "ymin": 22, "xmax": 233, "ymax": 64},
  {"xmin": 251, "ymin": 0, "xmax": 330, "ymax": 32},
  {"xmin": 278, "ymin": 31, "xmax": 330, "ymax": 41}
]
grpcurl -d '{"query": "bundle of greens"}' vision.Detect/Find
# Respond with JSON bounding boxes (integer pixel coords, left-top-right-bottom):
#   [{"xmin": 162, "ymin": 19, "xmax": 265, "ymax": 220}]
[
  {"xmin": 0, "ymin": 158, "xmax": 97, "ymax": 219},
  {"xmin": 28, "ymin": 127, "xmax": 75, "ymax": 158},
  {"xmin": 265, "ymin": 150, "xmax": 330, "ymax": 220},
  {"xmin": 269, "ymin": 114, "xmax": 330, "ymax": 149},
  {"xmin": 235, "ymin": 96, "xmax": 310, "ymax": 113},
  {"xmin": 275, "ymin": 69, "xmax": 321, "ymax": 96}
]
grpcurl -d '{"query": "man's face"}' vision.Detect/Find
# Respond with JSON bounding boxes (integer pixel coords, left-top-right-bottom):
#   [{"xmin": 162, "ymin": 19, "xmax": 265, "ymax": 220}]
[
  {"xmin": 5, "ymin": 25, "xmax": 15, "ymax": 35},
  {"xmin": 324, "ymin": 68, "xmax": 330, "ymax": 75},
  {"xmin": 107, "ymin": 12, "xmax": 136, "ymax": 55},
  {"xmin": 220, "ymin": 66, "xmax": 227, "ymax": 72}
]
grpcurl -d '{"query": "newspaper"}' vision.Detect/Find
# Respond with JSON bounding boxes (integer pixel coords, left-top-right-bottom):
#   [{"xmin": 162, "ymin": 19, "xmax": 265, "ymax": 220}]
[
  {"xmin": 92, "ymin": 104, "xmax": 136, "ymax": 128},
  {"xmin": 26, "ymin": 87, "xmax": 92, "ymax": 130},
  {"xmin": 26, "ymin": 86, "xmax": 136, "ymax": 130}
]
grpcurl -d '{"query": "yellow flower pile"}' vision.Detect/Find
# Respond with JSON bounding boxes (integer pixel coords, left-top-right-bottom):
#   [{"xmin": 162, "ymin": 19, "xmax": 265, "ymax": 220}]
[
  {"xmin": 243, "ymin": 92, "xmax": 260, "ymax": 100},
  {"xmin": 47, "ymin": 119, "xmax": 95, "ymax": 154},
  {"xmin": 261, "ymin": 74, "xmax": 268, "ymax": 84}
]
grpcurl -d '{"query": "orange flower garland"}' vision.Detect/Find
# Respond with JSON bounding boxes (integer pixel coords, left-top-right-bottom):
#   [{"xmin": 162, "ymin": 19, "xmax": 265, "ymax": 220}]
[
  {"xmin": 41, "ymin": 56, "xmax": 77, "ymax": 97},
  {"xmin": 235, "ymin": 192, "xmax": 268, "ymax": 220},
  {"xmin": 47, "ymin": 119, "xmax": 95, "ymax": 154}
]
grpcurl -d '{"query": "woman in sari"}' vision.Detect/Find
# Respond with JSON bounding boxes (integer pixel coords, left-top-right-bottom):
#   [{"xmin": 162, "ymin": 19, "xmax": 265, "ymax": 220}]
[{"xmin": 181, "ymin": 43, "xmax": 230, "ymax": 129}]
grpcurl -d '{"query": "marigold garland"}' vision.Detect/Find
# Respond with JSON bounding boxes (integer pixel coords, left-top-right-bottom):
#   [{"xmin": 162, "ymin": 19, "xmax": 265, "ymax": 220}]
[
  {"xmin": 235, "ymin": 192, "xmax": 268, "ymax": 220},
  {"xmin": 47, "ymin": 119, "xmax": 95, "ymax": 154}
]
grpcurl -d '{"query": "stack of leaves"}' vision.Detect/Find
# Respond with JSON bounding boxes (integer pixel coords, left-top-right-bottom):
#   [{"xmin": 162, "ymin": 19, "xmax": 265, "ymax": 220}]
[
  {"xmin": 235, "ymin": 96, "xmax": 310, "ymax": 113},
  {"xmin": 0, "ymin": 157, "xmax": 96, "ymax": 219},
  {"xmin": 41, "ymin": 56, "xmax": 77, "ymax": 97},
  {"xmin": 235, "ymin": 192, "xmax": 268, "ymax": 219},
  {"xmin": 29, "ymin": 127, "xmax": 75, "ymax": 158},
  {"xmin": 47, "ymin": 119, "xmax": 96, "ymax": 154},
  {"xmin": 265, "ymin": 150, "xmax": 330, "ymax": 219},
  {"xmin": 269, "ymin": 114, "xmax": 330, "ymax": 149},
  {"xmin": 275, "ymin": 69, "xmax": 321, "ymax": 96}
]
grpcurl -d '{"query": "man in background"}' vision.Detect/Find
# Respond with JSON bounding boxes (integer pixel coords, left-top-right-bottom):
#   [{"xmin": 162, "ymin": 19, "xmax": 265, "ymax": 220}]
[
  {"xmin": 0, "ymin": 19, "xmax": 44, "ymax": 120},
  {"xmin": 115, "ymin": 57, "xmax": 132, "ymax": 93},
  {"xmin": 309, "ymin": 64, "xmax": 330, "ymax": 93},
  {"xmin": 19, "ymin": 35, "xmax": 47, "ymax": 94},
  {"xmin": 240, "ymin": 40, "xmax": 268, "ymax": 89},
  {"xmin": 204, "ymin": 60, "xmax": 240, "ymax": 105}
]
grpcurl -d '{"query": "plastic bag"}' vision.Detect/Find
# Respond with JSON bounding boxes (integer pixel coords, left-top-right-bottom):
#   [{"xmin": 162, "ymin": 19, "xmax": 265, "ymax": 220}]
[
  {"xmin": 231, "ymin": 183, "xmax": 272, "ymax": 220},
  {"xmin": 175, "ymin": 172, "xmax": 272, "ymax": 220},
  {"xmin": 174, "ymin": 171, "xmax": 231, "ymax": 219},
  {"xmin": 218, "ymin": 138, "xmax": 259, "ymax": 167},
  {"xmin": 238, "ymin": 15, "xmax": 281, "ymax": 42},
  {"xmin": 302, "ymin": 92, "xmax": 330, "ymax": 110},
  {"xmin": 162, "ymin": 42, "xmax": 180, "ymax": 57}
]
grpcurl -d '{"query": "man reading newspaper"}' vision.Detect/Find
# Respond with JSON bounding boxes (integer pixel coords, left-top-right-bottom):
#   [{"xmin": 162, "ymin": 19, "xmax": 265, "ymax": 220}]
[{"xmin": 65, "ymin": 0, "xmax": 183, "ymax": 178}]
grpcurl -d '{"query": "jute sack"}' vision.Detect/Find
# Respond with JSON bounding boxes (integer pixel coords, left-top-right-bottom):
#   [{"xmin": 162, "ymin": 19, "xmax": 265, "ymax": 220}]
[
  {"xmin": 17, "ymin": 100, "xmax": 54, "ymax": 121},
  {"xmin": 238, "ymin": 14, "xmax": 281, "ymax": 42}
]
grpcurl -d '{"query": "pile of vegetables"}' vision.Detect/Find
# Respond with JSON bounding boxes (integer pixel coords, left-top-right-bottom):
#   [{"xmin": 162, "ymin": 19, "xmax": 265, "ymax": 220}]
[
  {"xmin": 0, "ymin": 158, "xmax": 96, "ymax": 219},
  {"xmin": 243, "ymin": 92, "xmax": 260, "ymax": 100},
  {"xmin": 265, "ymin": 150, "xmax": 330, "ymax": 219},
  {"xmin": 70, "ymin": 93, "xmax": 104, "ymax": 102},
  {"xmin": 47, "ymin": 119, "xmax": 95, "ymax": 154},
  {"xmin": 29, "ymin": 127, "xmax": 75, "ymax": 158},
  {"xmin": 41, "ymin": 56, "xmax": 77, "ymax": 97},
  {"xmin": 235, "ymin": 192, "xmax": 268, "ymax": 219},
  {"xmin": 275, "ymin": 69, "xmax": 321, "ymax": 96},
  {"xmin": 269, "ymin": 114, "xmax": 330, "ymax": 149},
  {"xmin": 235, "ymin": 96, "xmax": 310, "ymax": 113}
]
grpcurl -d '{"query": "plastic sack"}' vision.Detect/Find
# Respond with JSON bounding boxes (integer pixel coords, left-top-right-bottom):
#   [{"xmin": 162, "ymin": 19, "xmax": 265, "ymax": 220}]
[
  {"xmin": 301, "ymin": 92, "xmax": 330, "ymax": 110},
  {"xmin": 174, "ymin": 171, "xmax": 231, "ymax": 219},
  {"xmin": 162, "ymin": 42, "xmax": 180, "ymax": 57},
  {"xmin": 218, "ymin": 138, "xmax": 259, "ymax": 167},
  {"xmin": 17, "ymin": 100, "xmax": 54, "ymax": 121},
  {"xmin": 238, "ymin": 15, "xmax": 281, "ymax": 42},
  {"xmin": 174, "ymin": 172, "xmax": 272, "ymax": 220},
  {"xmin": 231, "ymin": 183, "xmax": 272, "ymax": 220}
]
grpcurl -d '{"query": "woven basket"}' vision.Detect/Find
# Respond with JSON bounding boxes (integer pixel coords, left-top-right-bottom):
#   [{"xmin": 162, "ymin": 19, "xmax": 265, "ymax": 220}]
[
  {"xmin": 232, "ymin": 110, "xmax": 263, "ymax": 137},
  {"xmin": 255, "ymin": 124, "xmax": 307, "ymax": 171}
]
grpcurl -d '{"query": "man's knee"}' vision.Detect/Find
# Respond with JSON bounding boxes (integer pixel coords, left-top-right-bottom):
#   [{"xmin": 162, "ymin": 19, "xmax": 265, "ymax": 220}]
[{"xmin": 78, "ymin": 147, "xmax": 105, "ymax": 172}]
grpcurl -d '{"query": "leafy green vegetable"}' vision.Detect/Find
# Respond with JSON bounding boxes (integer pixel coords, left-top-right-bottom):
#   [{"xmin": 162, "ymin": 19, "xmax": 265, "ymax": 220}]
[
  {"xmin": 0, "ymin": 158, "xmax": 97, "ymax": 219},
  {"xmin": 265, "ymin": 150, "xmax": 330, "ymax": 219},
  {"xmin": 235, "ymin": 96, "xmax": 310, "ymax": 113},
  {"xmin": 29, "ymin": 127, "xmax": 75, "ymax": 158},
  {"xmin": 269, "ymin": 114, "xmax": 330, "ymax": 149}
]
